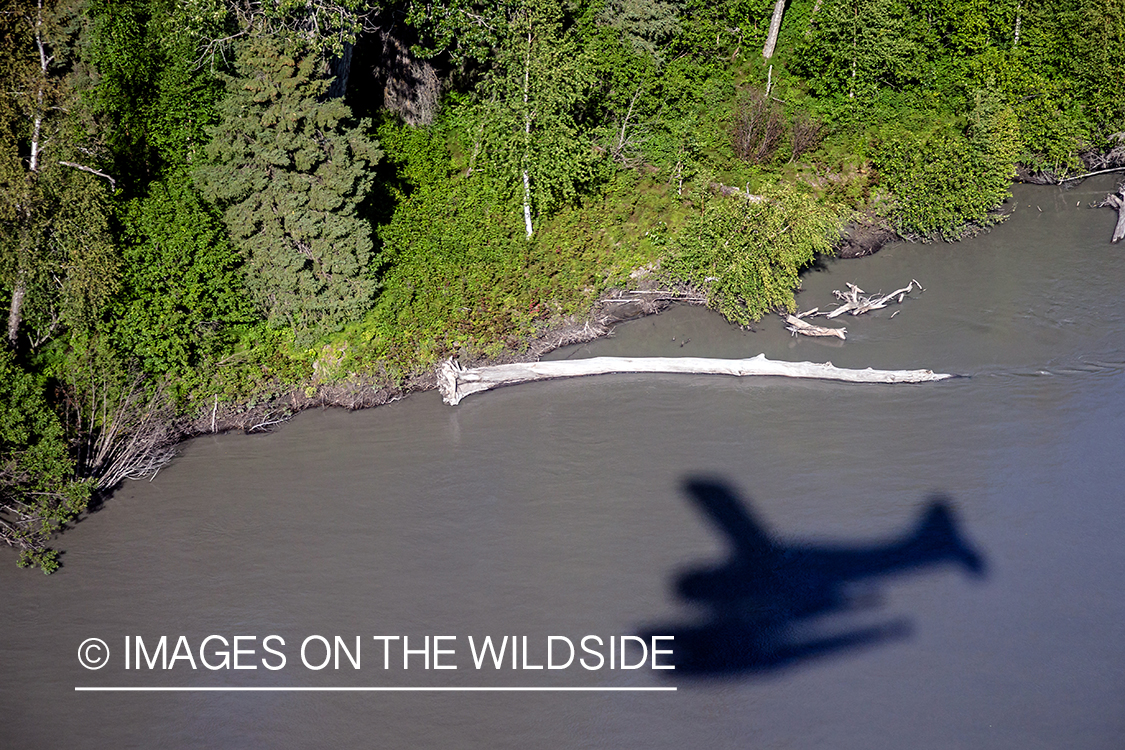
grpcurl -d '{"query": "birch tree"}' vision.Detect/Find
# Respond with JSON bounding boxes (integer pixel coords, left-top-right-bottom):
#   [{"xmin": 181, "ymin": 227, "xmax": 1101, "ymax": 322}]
[
  {"xmin": 1, "ymin": 0, "xmax": 118, "ymax": 350},
  {"xmin": 477, "ymin": 0, "xmax": 596, "ymax": 237}
]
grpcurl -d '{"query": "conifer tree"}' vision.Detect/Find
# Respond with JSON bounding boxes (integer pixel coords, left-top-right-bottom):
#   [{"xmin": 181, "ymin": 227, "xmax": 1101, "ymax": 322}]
[{"xmin": 196, "ymin": 37, "xmax": 381, "ymax": 342}]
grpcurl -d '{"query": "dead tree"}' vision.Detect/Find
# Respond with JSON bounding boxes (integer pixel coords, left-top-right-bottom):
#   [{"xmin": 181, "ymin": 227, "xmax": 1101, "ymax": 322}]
[
  {"xmin": 378, "ymin": 32, "xmax": 440, "ymax": 126},
  {"xmin": 1100, "ymin": 186, "xmax": 1125, "ymax": 243},
  {"xmin": 785, "ymin": 310, "xmax": 846, "ymax": 339},
  {"xmin": 762, "ymin": 0, "xmax": 786, "ymax": 59},
  {"xmin": 824, "ymin": 281, "xmax": 920, "ymax": 318},
  {"xmin": 438, "ymin": 354, "xmax": 953, "ymax": 405}
]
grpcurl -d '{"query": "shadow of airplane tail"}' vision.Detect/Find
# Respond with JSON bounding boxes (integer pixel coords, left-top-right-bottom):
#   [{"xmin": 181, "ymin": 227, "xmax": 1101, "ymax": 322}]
[{"xmin": 910, "ymin": 501, "xmax": 986, "ymax": 577}]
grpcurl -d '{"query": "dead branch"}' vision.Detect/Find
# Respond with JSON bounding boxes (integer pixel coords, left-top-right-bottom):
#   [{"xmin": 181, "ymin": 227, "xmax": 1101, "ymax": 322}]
[
  {"xmin": 1058, "ymin": 166, "xmax": 1125, "ymax": 183},
  {"xmin": 58, "ymin": 161, "xmax": 116, "ymax": 189},
  {"xmin": 824, "ymin": 281, "xmax": 918, "ymax": 318},
  {"xmin": 1099, "ymin": 188, "xmax": 1125, "ymax": 242},
  {"xmin": 247, "ymin": 414, "xmax": 289, "ymax": 433},
  {"xmin": 70, "ymin": 377, "xmax": 178, "ymax": 490}
]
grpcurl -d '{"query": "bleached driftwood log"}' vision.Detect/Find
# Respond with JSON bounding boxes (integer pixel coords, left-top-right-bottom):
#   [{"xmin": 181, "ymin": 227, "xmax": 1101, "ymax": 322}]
[
  {"xmin": 784, "ymin": 312, "xmax": 846, "ymax": 339},
  {"xmin": 1101, "ymin": 188, "xmax": 1125, "ymax": 243},
  {"xmin": 825, "ymin": 280, "xmax": 920, "ymax": 318},
  {"xmin": 438, "ymin": 354, "xmax": 953, "ymax": 405}
]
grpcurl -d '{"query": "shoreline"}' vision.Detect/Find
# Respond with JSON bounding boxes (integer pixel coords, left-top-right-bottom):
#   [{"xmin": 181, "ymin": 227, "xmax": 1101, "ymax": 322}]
[
  {"xmin": 84, "ymin": 169, "xmax": 1125, "ymax": 498},
  {"xmin": 165, "ymin": 166, "xmax": 1125, "ymax": 439}
]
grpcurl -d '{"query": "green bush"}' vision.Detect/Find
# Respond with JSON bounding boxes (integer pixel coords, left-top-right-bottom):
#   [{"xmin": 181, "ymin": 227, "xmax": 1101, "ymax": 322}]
[
  {"xmin": 876, "ymin": 91, "xmax": 1020, "ymax": 236},
  {"xmin": 666, "ymin": 184, "xmax": 841, "ymax": 325}
]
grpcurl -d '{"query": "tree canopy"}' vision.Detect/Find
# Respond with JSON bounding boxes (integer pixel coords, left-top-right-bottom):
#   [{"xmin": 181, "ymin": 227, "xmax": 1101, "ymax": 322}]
[{"xmin": 0, "ymin": 0, "xmax": 1122, "ymax": 571}]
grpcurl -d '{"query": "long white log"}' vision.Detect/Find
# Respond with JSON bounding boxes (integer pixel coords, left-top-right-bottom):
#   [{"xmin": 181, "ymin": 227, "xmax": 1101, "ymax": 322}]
[{"xmin": 438, "ymin": 354, "xmax": 955, "ymax": 405}]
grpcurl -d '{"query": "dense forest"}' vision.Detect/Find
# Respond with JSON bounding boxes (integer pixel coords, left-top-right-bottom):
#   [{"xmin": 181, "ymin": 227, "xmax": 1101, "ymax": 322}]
[{"xmin": 1, "ymin": 0, "xmax": 1123, "ymax": 571}]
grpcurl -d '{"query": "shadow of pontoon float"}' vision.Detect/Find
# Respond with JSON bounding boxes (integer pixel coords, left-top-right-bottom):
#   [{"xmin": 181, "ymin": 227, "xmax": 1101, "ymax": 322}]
[{"xmin": 641, "ymin": 478, "xmax": 986, "ymax": 676}]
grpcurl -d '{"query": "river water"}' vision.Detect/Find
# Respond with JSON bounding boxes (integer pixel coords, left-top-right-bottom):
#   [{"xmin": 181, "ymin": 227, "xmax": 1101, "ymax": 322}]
[{"xmin": 2, "ymin": 179, "xmax": 1124, "ymax": 748}]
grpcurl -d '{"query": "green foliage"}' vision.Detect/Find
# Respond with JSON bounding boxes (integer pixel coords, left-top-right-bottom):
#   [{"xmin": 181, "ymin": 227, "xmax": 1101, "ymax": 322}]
[
  {"xmin": 601, "ymin": 0, "xmax": 682, "ymax": 65},
  {"xmin": 473, "ymin": 0, "xmax": 599, "ymax": 222},
  {"xmin": 1064, "ymin": 0, "xmax": 1125, "ymax": 134},
  {"xmin": 0, "ymin": 0, "xmax": 119, "ymax": 350},
  {"xmin": 2, "ymin": 0, "xmax": 1122, "ymax": 578},
  {"xmin": 170, "ymin": 0, "xmax": 377, "ymax": 57},
  {"xmin": 793, "ymin": 0, "xmax": 931, "ymax": 102},
  {"xmin": 666, "ymin": 185, "xmax": 841, "ymax": 325},
  {"xmin": 88, "ymin": 0, "xmax": 225, "ymax": 182},
  {"xmin": 360, "ymin": 120, "xmax": 673, "ymax": 374},
  {"xmin": 110, "ymin": 173, "xmax": 255, "ymax": 379},
  {"xmin": 406, "ymin": 0, "xmax": 520, "ymax": 65},
  {"xmin": 876, "ymin": 91, "xmax": 1020, "ymax": 235},
  {"xmin": 196, "ymin": 37, "xmax": 381, "ymax": 343},
  {"xmin": 1, "ymin": 164, "xmax": 120, "ymax": 346},
  {"xmin": 0, "ymin": 348, "xmax": 92, "ymax": 572},
  {"xmin": 364, "ymin": 171, "xmax": 528, "ymax": 370}
]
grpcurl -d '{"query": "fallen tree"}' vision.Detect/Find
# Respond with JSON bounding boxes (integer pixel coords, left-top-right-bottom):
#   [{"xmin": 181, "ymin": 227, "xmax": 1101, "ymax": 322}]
[
  {"xmin": 825, "ymin": 281, "xmax": 920, "ymax": 318},
  {"xmin": 1100, "ymin": 186, "xmax": 1125, "ymax": 243},
  {"xmin": 438, "ymin": 354, "xmax": 954, "ymax": 405}
]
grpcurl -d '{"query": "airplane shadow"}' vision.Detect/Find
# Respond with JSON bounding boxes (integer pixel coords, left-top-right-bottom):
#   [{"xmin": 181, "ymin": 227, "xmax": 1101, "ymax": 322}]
[{"xmin": 641, "ymin": 477, "xmax": 987, "ymax": 677}]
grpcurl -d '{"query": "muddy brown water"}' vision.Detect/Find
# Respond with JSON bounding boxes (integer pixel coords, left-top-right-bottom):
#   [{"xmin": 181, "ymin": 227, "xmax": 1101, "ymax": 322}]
[{"xmin": 2, "ymin": 178, "xmax": 1124, "ymax": 748}]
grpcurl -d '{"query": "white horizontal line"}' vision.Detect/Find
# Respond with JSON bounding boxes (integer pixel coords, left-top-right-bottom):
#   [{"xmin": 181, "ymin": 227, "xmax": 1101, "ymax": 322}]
[{"xmin": 75, "ymin": 686, "xmax": 676, "ymax": 692}]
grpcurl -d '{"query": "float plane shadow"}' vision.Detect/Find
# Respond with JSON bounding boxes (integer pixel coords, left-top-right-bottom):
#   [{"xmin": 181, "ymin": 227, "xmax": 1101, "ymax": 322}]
[{"xmin": 642, "ymin": 477, "xmax": 986, "ymax": 676}]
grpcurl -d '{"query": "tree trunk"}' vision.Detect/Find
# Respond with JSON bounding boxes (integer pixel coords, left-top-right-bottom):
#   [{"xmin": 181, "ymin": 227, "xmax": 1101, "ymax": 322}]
[
  {"xmin": 7, "ymin": 273, "xmax": 26, "ymax": 347},
  {"xmin": 326, "ymin": 42, "xmax": 354, "ymax": 99},
  {"xmin": 438, "ymin": 354, "xmax": 955, "ymax": 405},
  {"xmin": 522, "ymin": 31, "xmax": 534, "ymax": 238},
  {"xmin": 29, "ymin": 0, "xmax": 49, "ymax": 172},
  {"xmin": 762, "ymin": 0, "xmax": 786, "ymax": 59},
  {"xmin": 11, "ymin": 0, "xmax": 50, "ymax": 347}
]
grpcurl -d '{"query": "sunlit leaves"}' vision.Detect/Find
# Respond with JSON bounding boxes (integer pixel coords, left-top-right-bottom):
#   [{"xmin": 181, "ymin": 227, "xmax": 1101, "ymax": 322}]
[{"xmin": 667, "ymin": 185, "xmax": 841, "ymax": 324}]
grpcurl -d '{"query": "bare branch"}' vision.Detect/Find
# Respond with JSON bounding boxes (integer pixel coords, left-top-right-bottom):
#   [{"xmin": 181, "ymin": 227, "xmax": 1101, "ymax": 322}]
[{"xmin": 58, "ymin": 161, "xmax": 116, "ymax": 189}]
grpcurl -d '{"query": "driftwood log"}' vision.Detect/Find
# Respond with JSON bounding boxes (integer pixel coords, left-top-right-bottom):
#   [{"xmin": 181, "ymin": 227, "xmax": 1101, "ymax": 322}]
[
  {"xmin": 1101, "ymin": 187, "xmax": 1125, "ymax": 243},
  {"xmin": 438, "ymin": 354, "xmax": 954, "ymax": 405},
  {"xmin": 785, "ymin": 310, "xmax": 846, "ymax": 339}
]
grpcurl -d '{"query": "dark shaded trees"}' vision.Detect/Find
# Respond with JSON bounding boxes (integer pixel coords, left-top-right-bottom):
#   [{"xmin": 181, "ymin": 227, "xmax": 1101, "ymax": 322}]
[
  {"xmin": 0, "ymin": 348, "xmax": 92, "ymax": 572},
  {"xmin": 195, "ymin": 37, "xmax": 382, "ymax": 342}
]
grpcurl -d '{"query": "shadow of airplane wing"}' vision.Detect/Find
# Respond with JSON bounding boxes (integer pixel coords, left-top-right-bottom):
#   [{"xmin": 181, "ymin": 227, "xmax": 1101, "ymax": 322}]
[{"xmin": 684, "ymin": 478, "xmax": 775, "ymax": 561}]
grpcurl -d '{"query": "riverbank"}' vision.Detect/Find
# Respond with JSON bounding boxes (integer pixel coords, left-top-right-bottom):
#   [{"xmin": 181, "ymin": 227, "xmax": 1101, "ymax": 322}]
[
  {"xmin": 16, "ymin": 171, "xmax": 1121, "ymax": 573},
  {"xmin": 161, "ymin": 165, "xmax": 1125, "ymax": 443}
]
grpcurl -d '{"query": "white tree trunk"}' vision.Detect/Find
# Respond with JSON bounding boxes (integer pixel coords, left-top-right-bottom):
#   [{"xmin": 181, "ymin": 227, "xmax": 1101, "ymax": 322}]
[
  {"xmin": 523, "ymin": 169, "xmax": 533, "ymax": 238},
  {"xmin": 11, "ymin": 0, "xmax": 51, "ymax": 347},
  {"xmin": 522, "ymin": 31, "xmax": 534, "ymax": 238},
  {"xmin": 439, "ymin": 354, "xmax": 955, "ymax": 405},
  {"xmin": 29, "ymin": 0, "xmax": 53, "ymax": 172},
  {"xmin": 7, "ymin": 273, "xmax": 26, "ymax": 347},
  {"xmin": 762, "ymin": 0, "xmax": 786, "ymax": 59}
]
